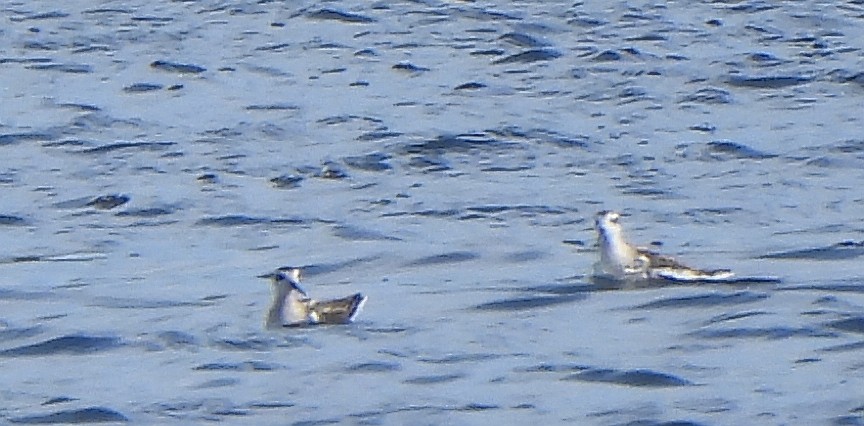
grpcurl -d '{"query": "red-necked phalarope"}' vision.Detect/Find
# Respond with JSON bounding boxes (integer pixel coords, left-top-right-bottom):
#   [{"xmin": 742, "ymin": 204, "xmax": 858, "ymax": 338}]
[
  {"xmin": 594, "ymin": 211, "xmax": 734, "ymax": 281},
  {"xmin": 258, "ymin": 266, "xmax": 367, "ymax": 328}
]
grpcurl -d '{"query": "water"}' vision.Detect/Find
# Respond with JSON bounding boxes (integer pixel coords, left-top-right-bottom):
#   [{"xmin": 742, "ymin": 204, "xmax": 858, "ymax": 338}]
[{"xmin": 2, "ymin": 0, "xmax": 864, "ymax": 424}]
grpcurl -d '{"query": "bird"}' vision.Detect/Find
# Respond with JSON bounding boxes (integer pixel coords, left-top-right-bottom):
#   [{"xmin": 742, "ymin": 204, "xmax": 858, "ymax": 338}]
[
  {"xmin": 258, "ymin": 266, "xmax": 367, "ymax": 328},
  {"xmin": 593, "ymin": 210, "xmax": 734, "ymax": 281}
]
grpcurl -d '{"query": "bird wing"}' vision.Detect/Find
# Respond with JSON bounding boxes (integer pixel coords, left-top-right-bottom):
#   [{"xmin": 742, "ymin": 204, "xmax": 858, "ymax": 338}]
[{"xmin": 636, "ymin": 248, "xmax": 734, "ymax": 281}]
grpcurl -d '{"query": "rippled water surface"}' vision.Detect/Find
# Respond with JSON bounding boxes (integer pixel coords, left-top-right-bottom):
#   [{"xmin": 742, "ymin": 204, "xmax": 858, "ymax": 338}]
[{"xmin": 2, "ymin": 1, "xmax": 864, "ymax": 424}]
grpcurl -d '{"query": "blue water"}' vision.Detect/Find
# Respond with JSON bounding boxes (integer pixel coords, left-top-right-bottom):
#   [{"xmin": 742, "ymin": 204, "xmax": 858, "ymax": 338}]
[{"xmin": 2, "ymin": 1, "xmax": 864, "ymax": 424}]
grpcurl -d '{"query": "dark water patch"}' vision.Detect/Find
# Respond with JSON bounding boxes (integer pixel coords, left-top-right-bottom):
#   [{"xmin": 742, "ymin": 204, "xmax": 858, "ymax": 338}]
[
  {"xmin": 704, "ymin": 311, "xmax": 770, "ymax": 325},
  {"xmin": 42, "ymin": 139, "xmax": 90, "ymax": 148},
  {"xmin": 564, "ymin": 368, "xmax": 693, "ymax": 387},
  {"xmin": 194, "ymin": 361, "xmax": 279, "ymax": 371},
  {"xmin": 150, "ymin": 60, "xmax": 206, "ymax": 74},
  {"xmin": 398, "ymin": 133, "xmax": 515, "ymax": 156},
  {"xmin": 833, "ymin": 414, "xmax": 864, "ymax": 426},
  {"xmin": 829, "ymin": 70, "xmax": 864, "ymax": 87},
  {"xmin": 418, "ymin": 353, "xmax": 501, "ymax": 365},
  {"xmin": 455, "ymin": 82, "xmax": 486, "ymax": 90},
  {"xmin": 830, "ymin": 139, "xmax": 864, "ymax": 153},
  {"xmin": 197, "ymin": 173, "xmax": 218, "ymax": 184},
  {"xmin": 0, "ymin": 58, "xmax": 53, "ymax": 66},
  {"xmin": 728, "ymin": 3, "xmax": 778, "ymax": 12},
  {"xmin": 392, "ymin": 62, "xmax": 430, "ymax": 73},
  {"xmin": 474, "ymin": 294, "xmax": 586, "ymax": 312},
  {"xmin": 726, "ymin": 75, "xmax": 811, "ymax": 89},
  {"xmin": 316, "ymin": 114, "xmax": 383, "ymax": 126},
  {"xmin": 759, "ymin": 241, "xmax": 864, "ymax": 260},
  {"xmin": 619, "ymin": 186, "xmax": 670, "ymax": 197},
  {"xmin": 307, "ymin": 9, "xmax": 374, "ymax": 23},
  {"xmin": 503, "ymin": 250, "xmax": 548, "ymax": 262},
  {"xmin": 156, "ymin": 331, "xmax": 198, "ymax": 349},
  {"xmin": 690, "ymin": 326, "xmax": 837, "ymax": 340},
  {"xmin": 524, "ymin": 283, "xmax": 595, "ymax": 295},
  {"xmin": 488, "ymin": 126, "xmax": 589, "ymax": 149},
  {"xmin": 493, "ymin": 49, "xmax": 560, "ymax": 64},
  {"xmin": 42, "ymin": 397, "xmax": 78, "ymax": 406},
  {"xmin": 689, "ymin": 123, "xmax": 716, "ymax": 132},
  {"xmin": 343, "ymin": 152, "xmax": 391, "ymax": 171},
  {"xmin": 515, "ymin": 363, "xmax": 589, "ymax": 373},
  {"xmin": 297, "ymin": 255, "xmax": 382, "ymax": 277},
  {"xmin": 819, "ymin": 340, "xmax": 864, "ymax": 353},
  {"xmin": 25, "ymin": 63, "xmax": 92, "ymax": 73},
  {"xmin": 406, "ymin": 251, "xmax": 478, "ymax": 267},
  {"xmin": 630, "ymin": 292, "xmax": 768, "ymax": 310},
  {"xmin": 195, "ymin": 215, "xmax": 305, "ymax": 227},
  {"xmin": 131, "ymin": 15, "xmax": 173, "ymax": 23},
  {"xmin": 498, "ymin": 32, "xmax": 549, "ymax": 48},
  {"xmin": 0, "ymin": 132, "xmax": 57, "ymax": 145},
  {"xmin": 456, "ymin": 403, "xmax": 499, "ymax": 412},
  {"xmin": 123, "ymin": 83, "xmax": 163, "ymax": 93},
  {"xmin": 245, "ymin": 103, "xmax": 299, "ymax": 111},
  {"xmin": 350, "ymin": 402, "xmax": 498, "ymax": 420},
  {"xmin": 332, "ymin": 225, "xmax": 400, "ymax": 241},
  {"xmin": 247, "ymin": 401, "xmax": 295, "ymax": 409},
  {"xmin": 9, "ymin": 10, "xmax": 70, "ymax": 21},
  {"xmin": 466, "ymin": 204, "xmax": 567, "ymax": 215},
  {"xmin": 593, "ymin": 50, "xmax": 623, "ymax": 61},
  {"xmin": 292, "ymin": 419, "xmax": 340, "ymax": 426},
  {"xmin": 296, "ymin": 162, "xmax": 348, "ymax": 180},
  {"xmin": 471, "ymin": 48, "xmax": 506, "ymax": 57},
  {"xmin": 403, "ymin": 373, "xmax": 465, "ymax": 385},
  {"xmin": 9, "ymin": 407, "xmax": 128, "ymax": 424},
  {"xmin": 365, "ymin": 326, "xmax": 408, "ymax": 334},
  {"xmin": 626, "ymin": 33, "xmax": 668, "ymax": 42},
  {"xmin": 480, "ymin": 165, "xmax": 532, "ymax": 172},
  {"xmin": 747, "ymin": 52, "xmax": 785, "ymax": 66},
  {"xmin": 86, "ymin": 194, "xmax": 130, "ymax": 210},
  {"xmin": 0, "ymin": 326, "xmax": 42, "ymax": 342},
  {"xmin": 345, "ymin": 361, "xmax": 401, "ymax": 373},
  {"xmin": 405, "ymin": 155, "xmax": 451, "ymax": 172},
  {"xmin": 255, "ymin": 43, "xmax": 291, "ymax": 52},
  {"xmin": 356, "ymin": 131, "xmax": 402, "ymax": 141},
  {"xmin": 194, "ymin": 378, "xmax": 239, "ymax": 389},
  {"xmin": 683, "ymin": 207, "xmax": 742, "ymax": 218},
  {"xmin": 210, "ymin": 337, "xmax": 276, "ymax": 352},
  {"xmin": 115, "ymin": 207, "xmax": 175, "ymax": 217},
  {"xmin": 826, "ymin": 317, "xmax": 864, "ymax": 334},
  {"xmin": 779, "ymin": 284, "xmax": 864, "ymax": 294},
  {"xmin": 0, "ymin": 214, "xmax": 27, "ymax": 225},
  {"xmin": 270, "ymin": 174, "xmax": 303, "ymax": 189},
  {"xmin": 704, "ymin": 141, "xmax": 777, "ymax": 160},
  {"xmin": 0, "ymin": 335, "xmax": 123, "ymax": 357},
  {"xmin": 0, "ymin": 252, "xmax": 106, "ymax": 264},
  {"xmin": 75, "ymin": 141, "xmax": 175, "ymax": 154}
]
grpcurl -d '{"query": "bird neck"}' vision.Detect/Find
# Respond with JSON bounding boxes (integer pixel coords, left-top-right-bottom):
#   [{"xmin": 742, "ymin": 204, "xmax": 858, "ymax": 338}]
[{"xmin": 265, "ymin": 282, "xmax": 291, "ymax": 329}]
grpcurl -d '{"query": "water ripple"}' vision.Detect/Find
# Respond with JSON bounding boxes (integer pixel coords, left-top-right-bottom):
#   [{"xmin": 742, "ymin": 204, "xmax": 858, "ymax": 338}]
[{"xmin": 0, "ymin": 335, "xmax": 123, "ymax": 357}]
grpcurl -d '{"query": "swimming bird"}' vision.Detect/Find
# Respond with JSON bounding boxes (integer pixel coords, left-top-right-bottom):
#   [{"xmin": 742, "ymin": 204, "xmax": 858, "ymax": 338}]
[
  {"xmin": 594, "ymin": 211, "xmax": 734, "ymax": 281},
  {"xmin": 258, "ymin": 266, "xmax": 367, "ymax": 329}
]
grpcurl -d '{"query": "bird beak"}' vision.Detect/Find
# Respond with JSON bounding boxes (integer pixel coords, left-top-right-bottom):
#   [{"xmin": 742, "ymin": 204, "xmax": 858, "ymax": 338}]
[{"xmin": 257, "ymin": 273, "xmax": 275, "ymax": 279}]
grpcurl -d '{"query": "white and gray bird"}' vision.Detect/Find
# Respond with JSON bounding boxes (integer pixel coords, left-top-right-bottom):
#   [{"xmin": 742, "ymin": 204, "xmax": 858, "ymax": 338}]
[
  {"xmin": 594, "ymin": 211, "xmax": 734, "ymax": 281},
  {"xmin": 258, "ymin": 266, "xmax": 367, "ymax": 328}
]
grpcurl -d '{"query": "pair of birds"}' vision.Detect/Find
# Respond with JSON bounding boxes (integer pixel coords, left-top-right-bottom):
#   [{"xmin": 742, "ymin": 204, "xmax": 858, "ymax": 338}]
[{"xmin": 260, "ymin": 211, "xmax": 733, "ymax": 328}]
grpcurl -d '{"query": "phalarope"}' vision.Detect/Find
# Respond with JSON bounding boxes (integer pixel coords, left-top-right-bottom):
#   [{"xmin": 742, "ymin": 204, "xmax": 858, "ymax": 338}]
[
  {"xmin": 258, "ymin": 266, "xmax": 367, "ymax": 328},
  {"xmin": 594, "ymin": 211, "xmax": 734, "ymax": 281}
]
